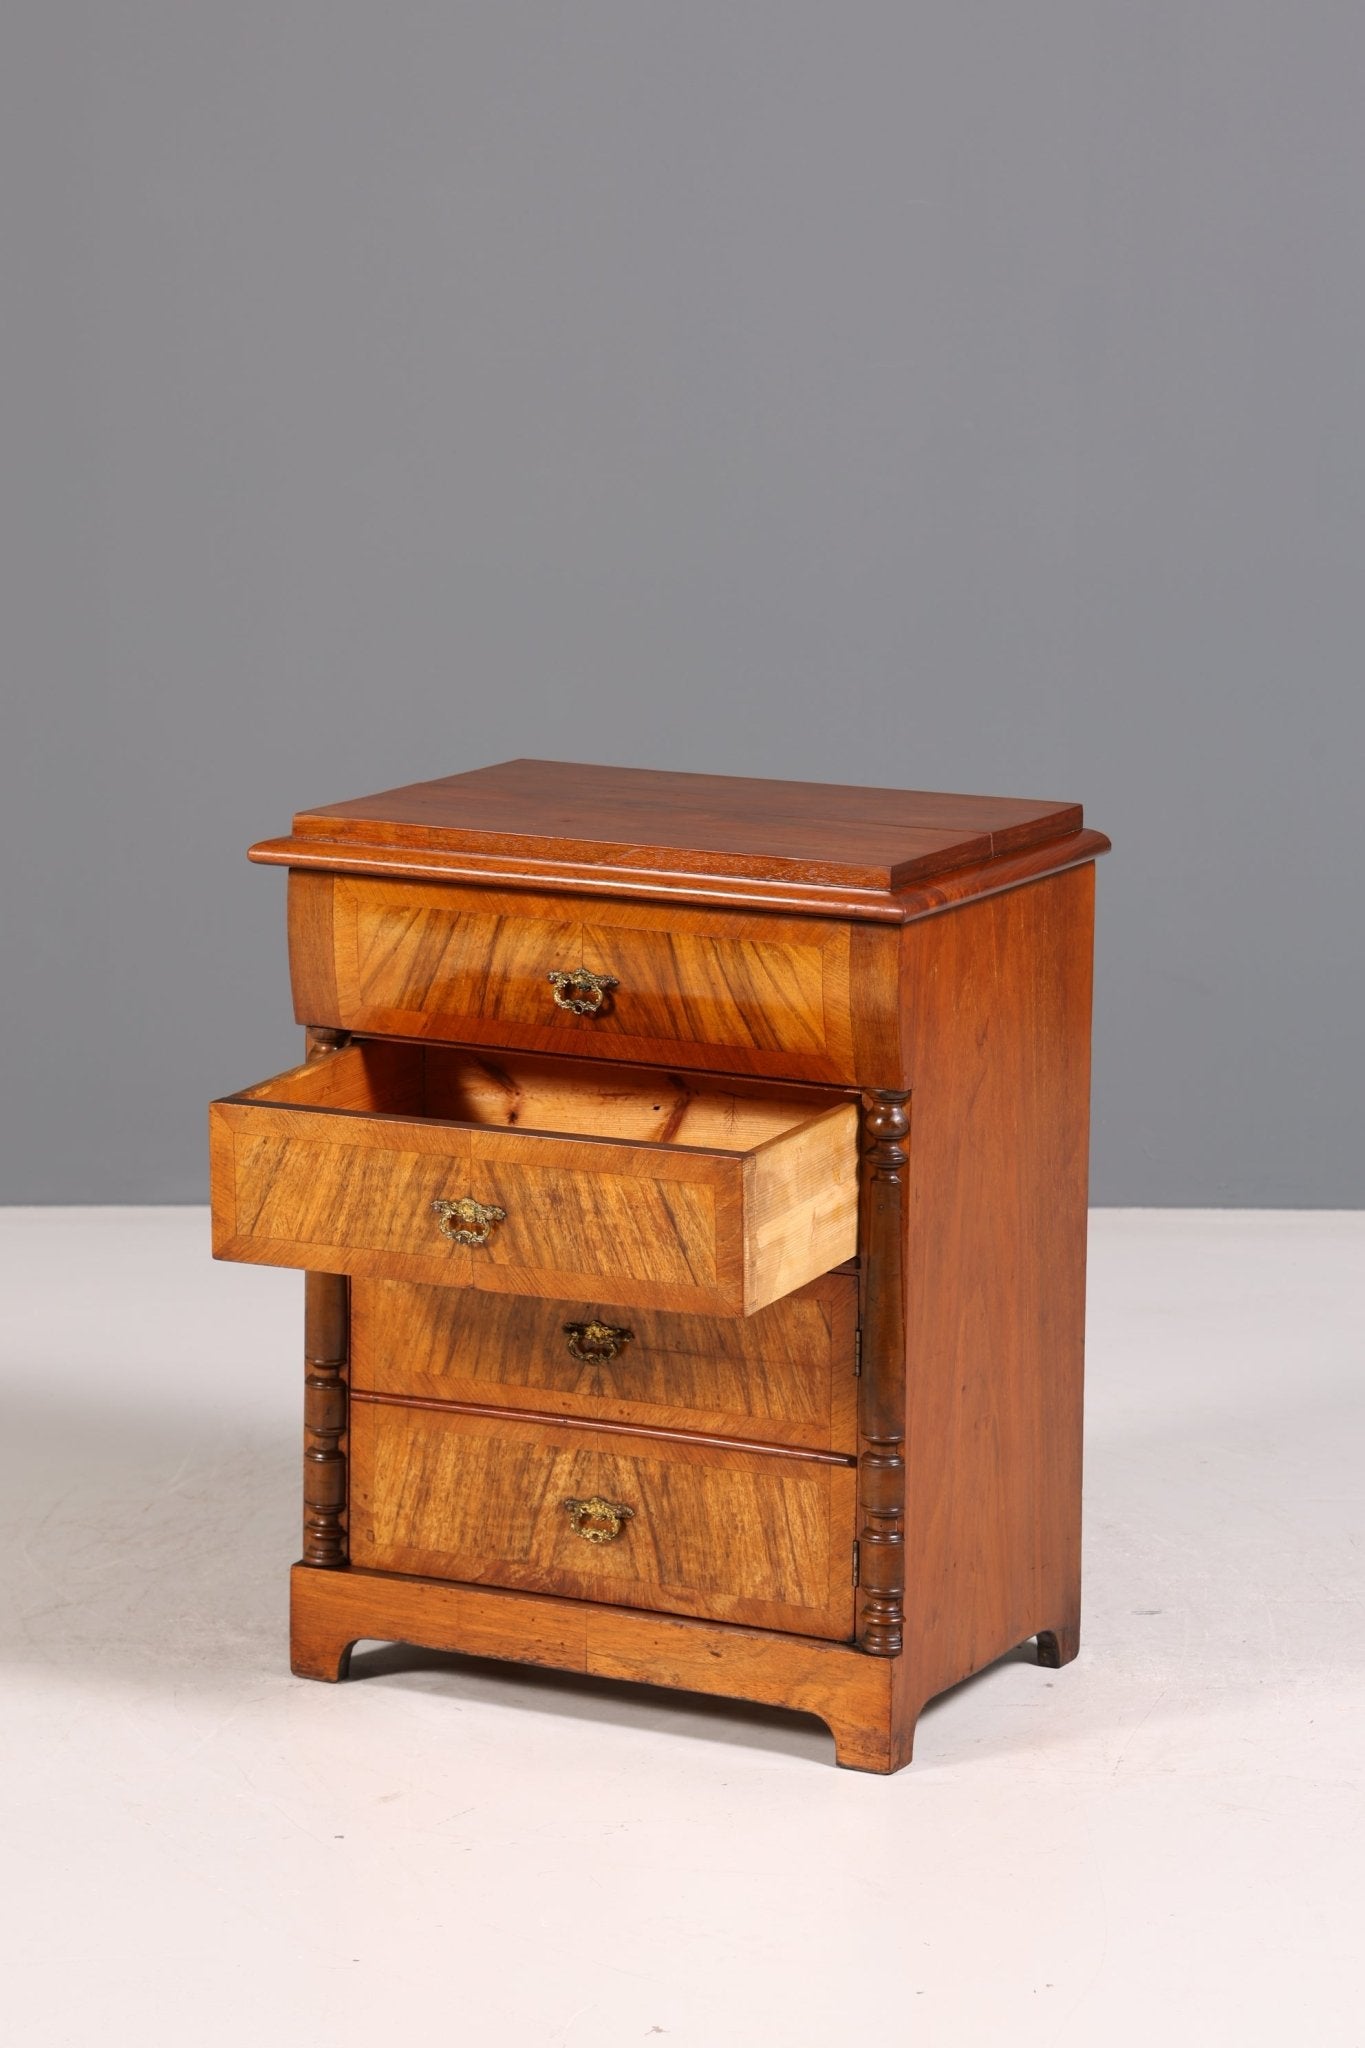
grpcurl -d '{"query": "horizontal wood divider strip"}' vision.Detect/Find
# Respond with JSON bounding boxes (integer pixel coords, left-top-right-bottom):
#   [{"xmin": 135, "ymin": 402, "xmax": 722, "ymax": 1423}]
[
  {"xmin": 249, "ymin": 829, "xmax": 1110, "ymax": 924},
  {"xmin": 347, "ymin": 1388, "xmax": 858, "ymax": 1466}
]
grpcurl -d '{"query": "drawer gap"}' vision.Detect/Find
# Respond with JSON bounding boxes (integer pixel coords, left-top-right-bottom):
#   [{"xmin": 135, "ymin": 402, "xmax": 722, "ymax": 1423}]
[{"xmin": 348, "ymin": 1387, "xmax": 856, "ymax": 1467}]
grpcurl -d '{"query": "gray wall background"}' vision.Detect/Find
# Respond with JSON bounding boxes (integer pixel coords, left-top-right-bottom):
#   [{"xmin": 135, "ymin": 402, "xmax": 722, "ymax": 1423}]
[{"xmin": 4, "ymin": 4, "xmax": 1363, "ymax": 1206}]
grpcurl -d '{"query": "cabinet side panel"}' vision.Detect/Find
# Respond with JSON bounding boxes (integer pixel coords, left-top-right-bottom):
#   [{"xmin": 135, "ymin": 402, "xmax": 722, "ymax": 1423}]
[{"xmin": 898, "ymin": 862, "xmax": 1095, "ymax": 1712}]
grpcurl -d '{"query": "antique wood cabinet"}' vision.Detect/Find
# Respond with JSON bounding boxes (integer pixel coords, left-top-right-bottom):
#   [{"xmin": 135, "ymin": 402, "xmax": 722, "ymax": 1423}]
[{"xmin": 209, "ymin": 759, "xmax": 1109, "ymax": 1771}]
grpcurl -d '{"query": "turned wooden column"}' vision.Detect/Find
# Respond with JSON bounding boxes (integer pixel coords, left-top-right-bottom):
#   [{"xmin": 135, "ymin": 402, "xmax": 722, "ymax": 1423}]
[
  {"xmin": 302, "ymin": 1028, "xmax": 350, "ymax": 1568},
  {"xmin": 857, "ymin": 1089, "xmax": 910, "ymax": 1657}
]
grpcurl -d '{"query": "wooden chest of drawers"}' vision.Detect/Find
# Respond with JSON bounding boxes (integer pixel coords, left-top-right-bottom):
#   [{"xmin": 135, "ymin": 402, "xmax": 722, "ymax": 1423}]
[{"xmin": 210, "ymin": 758, "xmax": 1109, "ymax": 1771}]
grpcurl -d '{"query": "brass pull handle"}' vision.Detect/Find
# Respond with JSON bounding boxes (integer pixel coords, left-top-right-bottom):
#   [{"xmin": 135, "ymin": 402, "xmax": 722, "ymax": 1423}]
[
  {"xmin": 563, "ymin": 1320, "xmax": 634, "ymax": 1364},
  {"xmin": 547, "ymin": 967, "xmax": 618, "ymax": 1016},
  {"xmin": 431, "ymin": 1196, "xmax": 507, "ymax": 1246},
  {"xmin": 563, "ymin": 1495, "xmax": 635, "ymax": 1545}
]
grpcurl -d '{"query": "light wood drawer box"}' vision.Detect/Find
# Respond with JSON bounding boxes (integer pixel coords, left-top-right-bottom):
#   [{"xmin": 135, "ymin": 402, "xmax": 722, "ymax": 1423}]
[
  {"xmin": 348, "ymin": 1400, "xmax": 858, "ymax": 1641},
  {"xmin": 210, "ymin": 1041, "xmax": 858, "ymax": 1316},
  {"xmin": 288, "ymin": 873, "xmax": 891, "ymax": 1085},
  {"xmin": 350, "ymin": 1273, "xmax": 859, "ymax": 1454}
]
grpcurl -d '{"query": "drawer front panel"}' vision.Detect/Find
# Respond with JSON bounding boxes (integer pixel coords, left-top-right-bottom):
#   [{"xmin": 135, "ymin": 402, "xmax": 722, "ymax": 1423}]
[
  {"xmin": 209, "ymin": 1046, "xmax": 859, "ymax": 1315},
  {"xmin": 291, "ymin": 874, "xmax": 872, "ymax": 1083},
  {"xmin": 350, "ymin": 1273, "xmax": 859, "ymax": 1453},
  {"xmin": 349, "ymin": 1402, "xmax": 858, "ymax": 1641},
  {"xmin": 214, "ymin": 1104, "xmax": 733, "ymax": 1307}
]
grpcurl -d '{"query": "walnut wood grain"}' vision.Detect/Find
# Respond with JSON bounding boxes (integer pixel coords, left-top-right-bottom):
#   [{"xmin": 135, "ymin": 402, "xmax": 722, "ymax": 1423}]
[
  {"xmin": 283, "ymin": 758, "xmax": 1082, "ymax": 886},
  {"xmin": 290, "ymin": 1562, "xmax": 900, "ymax": 1769},
  {"xmin": 350, "ymin": 1273, "xmax": 859, "ymax": 1452},
  {"xmin": 293, "ymin": 896, "xmax": 341, "ymax": 1028},
  {"xmin": 890, "ymin": 862, "xmax": 1096, "ymax": 1740},
  {"xmin": 289, "ymin": 874, "xmax": 870, "ymax": 1086},
  {"xmin": 847, "ymin": 921, "xmax": 904, "ymax": 1080},
  {"xmin": 250, "ymin": 757, "xmax": 1101, "ymax": 926},
  {"xmin": 349, "ymin": 1392, "xmax": 855, "ymax": 1465},
  {"xmin": 258, "ymin": 825, "xmax": 1110, "ymax": 924},
  {"xmin": 222, "ymin": 762, "xmax": 1111, "ymax": 1772},
  {"xmin": 348, "ymin": 1403, "xmax": 858, "ymax": 1640},
  {"xmin": 210, "ymin": 1044, "xmax": 858, "ymax": 1313},
  {"xmin": 882, "ymin": 828, "xmax": 1112, "ymax": 926}
]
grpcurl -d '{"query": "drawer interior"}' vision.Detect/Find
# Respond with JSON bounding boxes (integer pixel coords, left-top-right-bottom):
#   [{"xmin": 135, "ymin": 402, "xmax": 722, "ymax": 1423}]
[{"xmin": 233, "ymin": 1039, "xmax": 847, "ymax": 1152}]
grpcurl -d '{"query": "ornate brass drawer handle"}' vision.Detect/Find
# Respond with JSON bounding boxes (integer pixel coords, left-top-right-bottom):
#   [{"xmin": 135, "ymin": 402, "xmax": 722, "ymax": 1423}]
[
  {"xmin": 547, "ymin": 967, "xmax": 619, "ymax": 1016},
  {"xmin": 563, "ymin": 1495, "xmax": 635, "ymax": 1545},
  {"xmin": 562, "ymin": 1320, "xmax": 634, "ymax": 1364},
  {"xmin": 431, "ymin": 1196, "xmax": 507, "ymax": 1246}
]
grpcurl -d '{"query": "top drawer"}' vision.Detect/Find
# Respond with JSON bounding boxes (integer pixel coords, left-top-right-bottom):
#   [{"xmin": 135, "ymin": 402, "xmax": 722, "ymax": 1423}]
[{"xmin": 288, "ymin": 873, "xmax": 894, "ymax": 1086}]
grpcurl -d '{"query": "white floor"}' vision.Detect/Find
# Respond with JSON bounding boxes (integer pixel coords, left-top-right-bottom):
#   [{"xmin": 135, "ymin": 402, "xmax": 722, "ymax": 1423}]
[{"xmin": 1, "ymin": 1210, "xmax": 1361, "ymax": 2047}]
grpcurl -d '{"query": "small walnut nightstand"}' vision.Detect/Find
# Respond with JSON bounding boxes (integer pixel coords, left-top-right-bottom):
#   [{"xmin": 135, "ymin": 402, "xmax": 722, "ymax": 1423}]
[{"xmin": 210, "ymin": 759, "xmax": 1109, "ymax": 1771}]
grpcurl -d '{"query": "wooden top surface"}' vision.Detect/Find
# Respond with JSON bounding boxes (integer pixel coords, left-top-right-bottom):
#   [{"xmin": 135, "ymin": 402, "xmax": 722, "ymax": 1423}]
[{"xmin": 249, "ymin": 760, "xmax": 1103, "ymax": 917}]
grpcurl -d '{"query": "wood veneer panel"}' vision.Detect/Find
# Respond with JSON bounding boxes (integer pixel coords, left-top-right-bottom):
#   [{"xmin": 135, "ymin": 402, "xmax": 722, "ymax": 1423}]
[
  {"xmin": 253, "ymin": 759, "xmax": 1100, "ymax": 927},
  {"xmin": 291, "ymin": 1564, "xmax": 901, "ymax": 1770},
  {"xmin": 848, "ymin": 922, "xmax": 905, "ymax": 1083},
  {"xmin": 885, "ymin": 827, "xmax": 1111, "ymax": 925},
  {"xmin": 893, "ymin": 862, "xmax": 1096, "ymax": 1726},
  {"xmin": 348, "ymin": 1404, "xmax": 857, "ymax": 1641},
  {"xmin": 287, "ymin": 872, "xmax": 339, "ymax": 1025},
  {"xmin": 287, "ymin": 758, "xmax": 1081, "ymax": 889},
  {"xmin": 349, "ymin": 1274, "xmax": 859, "ymax": 1453},
  {"xmin": 256, "ymin": 828, "xmax": 1109, "ymax": 924},
  {"xmin": 311, "ymin": 876, "xmax": 863, "ymax": 1083},
  {"xmin": 209, "ymin": 1045, "xmax": 858, "ymax": 1312}
]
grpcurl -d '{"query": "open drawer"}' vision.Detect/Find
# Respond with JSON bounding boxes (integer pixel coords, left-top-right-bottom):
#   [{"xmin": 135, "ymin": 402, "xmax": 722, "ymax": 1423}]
[{"xmin": 210, "ymin": 1042, "xmax": 858, "ymax": 1315}]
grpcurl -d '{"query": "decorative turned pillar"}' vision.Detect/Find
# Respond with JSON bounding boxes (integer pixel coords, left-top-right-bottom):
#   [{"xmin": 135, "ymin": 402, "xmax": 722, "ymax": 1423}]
[
  {"xmin": 857, "ymin": 1089, "xmax": 910, "ymax": 1657},
  {"xmin": 302, "ymin": 1026, "xmax": 350, "ymax": 1568}
]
